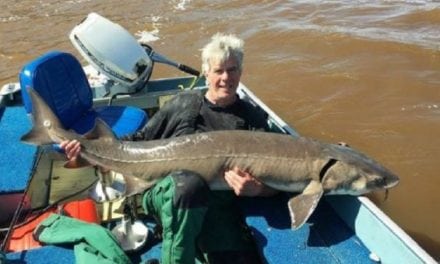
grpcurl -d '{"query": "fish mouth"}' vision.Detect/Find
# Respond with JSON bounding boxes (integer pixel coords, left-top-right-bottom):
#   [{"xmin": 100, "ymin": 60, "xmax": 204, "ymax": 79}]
[
  {"xmin": 385, "ymin": 179, "xmax": 399, "ymax": 189},
  {"xmin": 385, "ymin": 172, "xmax": 400, "ymax": 189}
]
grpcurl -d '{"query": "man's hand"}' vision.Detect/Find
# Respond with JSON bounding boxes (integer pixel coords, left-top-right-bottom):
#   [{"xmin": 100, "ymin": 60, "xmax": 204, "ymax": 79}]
[
  {"xmin": 224, "ymin": 167, "xmax": 278, "ymax": 197},
  {"xmin": 59, "ymin": 140, "xmax": 81, "ymax": 160},
  {"xmin": 60, "ymin": 140, "xmax": 107, "ymax": 171}
]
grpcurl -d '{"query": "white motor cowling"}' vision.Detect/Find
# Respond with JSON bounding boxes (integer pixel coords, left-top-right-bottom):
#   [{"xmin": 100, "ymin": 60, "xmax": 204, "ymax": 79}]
[{"xmin": 70, "ymin": 13, "xmax": 153, "ymax": 92}]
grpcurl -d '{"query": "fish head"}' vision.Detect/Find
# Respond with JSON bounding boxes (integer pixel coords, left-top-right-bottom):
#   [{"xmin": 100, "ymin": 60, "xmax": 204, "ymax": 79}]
[
  {"xmin": 21, "ymin": 88, "xmax": 68, "ymax": 145},
  {"xmin": 320, "ymin": 144, "xmax": 399, "ymax": 195},
  {"xmin": 21, "ymin": 88, "xmax": 87, "ymax": 146}
]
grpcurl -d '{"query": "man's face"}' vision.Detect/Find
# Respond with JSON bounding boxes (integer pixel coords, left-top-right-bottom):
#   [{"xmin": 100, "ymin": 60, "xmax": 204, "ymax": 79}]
[{"xmin": 205, "ymin": 56, "xmax": 242, "ymax": 104}]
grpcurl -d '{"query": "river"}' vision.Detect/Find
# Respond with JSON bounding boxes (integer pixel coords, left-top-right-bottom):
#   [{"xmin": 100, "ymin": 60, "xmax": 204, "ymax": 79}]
[{"xmin": 0, "ymin": 0, "xmax": 439, "ymax": 259}]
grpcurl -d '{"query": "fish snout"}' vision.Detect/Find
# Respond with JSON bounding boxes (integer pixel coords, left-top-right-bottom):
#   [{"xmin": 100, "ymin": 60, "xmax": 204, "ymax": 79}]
[
  {"xmin": 368, "ymin": 171, "xmax": 400, "ymax": 191},
  {"xmin": 385, "ymin": 173, "xmax": 400, "ymax": 189}
]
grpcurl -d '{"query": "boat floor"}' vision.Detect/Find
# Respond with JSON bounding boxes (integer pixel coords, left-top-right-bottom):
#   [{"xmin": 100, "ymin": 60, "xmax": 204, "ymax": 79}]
[{"xmin": 6, "ymin": 195, "xmax": 373, "ymax": 264}]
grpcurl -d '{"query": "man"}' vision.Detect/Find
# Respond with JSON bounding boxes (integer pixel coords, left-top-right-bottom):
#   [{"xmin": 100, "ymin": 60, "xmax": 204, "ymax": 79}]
[{"xmin": 61, "ymin": 33, "xmax": 277, "ymax": 263}]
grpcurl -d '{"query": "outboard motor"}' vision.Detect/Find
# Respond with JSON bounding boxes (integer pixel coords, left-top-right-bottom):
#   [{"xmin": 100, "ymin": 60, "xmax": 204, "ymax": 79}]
[
  {"xmin": 70, "ymin": 12, "xmax": 199, "ymax": 96},
  {"xmin": 70, "ymin": 12, "xmax": 154, "ymax": 94}
]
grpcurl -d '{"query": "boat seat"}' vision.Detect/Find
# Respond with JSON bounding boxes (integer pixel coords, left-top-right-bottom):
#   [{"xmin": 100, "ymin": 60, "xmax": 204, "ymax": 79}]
[{"xmin": 19, "ymin": 51, "xmax": 147, "ymax": 138}]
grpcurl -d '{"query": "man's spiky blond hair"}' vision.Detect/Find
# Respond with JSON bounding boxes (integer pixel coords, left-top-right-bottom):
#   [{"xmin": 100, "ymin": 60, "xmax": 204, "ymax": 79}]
[{"xmin": 201, "ymin": 33, "xmax": 244, "ymax": 74}]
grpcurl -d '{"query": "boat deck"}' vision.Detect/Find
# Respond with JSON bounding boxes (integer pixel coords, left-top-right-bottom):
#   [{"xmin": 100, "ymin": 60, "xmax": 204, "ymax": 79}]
[
  {"xmin": 0, "ymin": 107, "xmax": 37, "ymax": 195},
  {"xmin": 241, "ymin": 195, "xmax": 372, "ymax": 263},
  {"xmin": 136, "ymin": 195, "xmax": 373, "ymax": 264},
  {"xmin": 5, "ymin": 196, "xmax": 374, "ymax": 264}
]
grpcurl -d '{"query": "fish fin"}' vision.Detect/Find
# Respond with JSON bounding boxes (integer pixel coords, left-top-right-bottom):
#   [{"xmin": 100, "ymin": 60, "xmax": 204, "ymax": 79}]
[
  {"xmin": 83, "ymin": 118, "xmax": 117, "ymax": 142},
  {"xmin": 123, "ymin": 174, "xmax": 156, "ymax": 196},
  {"xmin": 288, "ymin": 180, "xmax": 323, "ymax": 230},
  {"xmin": 64, "ymin": 156, "xmax": 92, "ymax": 168},
  {"xmin": 21, "ymin": 129, "xmax": 53, "ymax": 145}
]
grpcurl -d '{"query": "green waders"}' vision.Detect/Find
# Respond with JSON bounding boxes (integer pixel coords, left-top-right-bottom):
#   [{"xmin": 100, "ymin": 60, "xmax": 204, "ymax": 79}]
[
  {"xmin": 143, "ymin": 171, "xmax": 209, "ymax": 264},
  {"xmin": 34, "ymin": 214, "xmax": 131, "ymax": 264},
  {"xmin": 142, "ymin": 171, "xmax": 261, "ymax": 264}
]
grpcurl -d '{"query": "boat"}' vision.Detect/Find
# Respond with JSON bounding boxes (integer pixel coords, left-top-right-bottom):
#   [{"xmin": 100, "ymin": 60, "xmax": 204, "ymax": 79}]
[{"xmin": 0, "ymin": 13, "xmax": 436, "ymax": 264}]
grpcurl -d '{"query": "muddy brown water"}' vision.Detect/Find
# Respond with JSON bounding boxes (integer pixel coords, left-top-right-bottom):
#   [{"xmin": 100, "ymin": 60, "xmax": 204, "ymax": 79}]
[{"xmin": 1, "ymin": 0, "xmax": 439, "ymax": 259}]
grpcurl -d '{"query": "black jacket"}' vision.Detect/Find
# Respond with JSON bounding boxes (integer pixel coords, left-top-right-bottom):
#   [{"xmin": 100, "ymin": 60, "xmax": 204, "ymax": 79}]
[{"xmin": 126, "ymin": 90, "xmax": 269, "ymax": 141}]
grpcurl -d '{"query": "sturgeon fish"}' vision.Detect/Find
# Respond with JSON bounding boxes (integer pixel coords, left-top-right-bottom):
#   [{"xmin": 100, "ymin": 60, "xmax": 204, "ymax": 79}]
[{"xmin": 22, "ymin": 88, "xmax": 399, "ymax": 229}]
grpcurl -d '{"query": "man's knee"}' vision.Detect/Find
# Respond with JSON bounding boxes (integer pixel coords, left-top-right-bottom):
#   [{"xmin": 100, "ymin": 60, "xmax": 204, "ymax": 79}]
[{"xmin": 170, "ymin": 170, "xmax": 209, "ymax": 209}]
